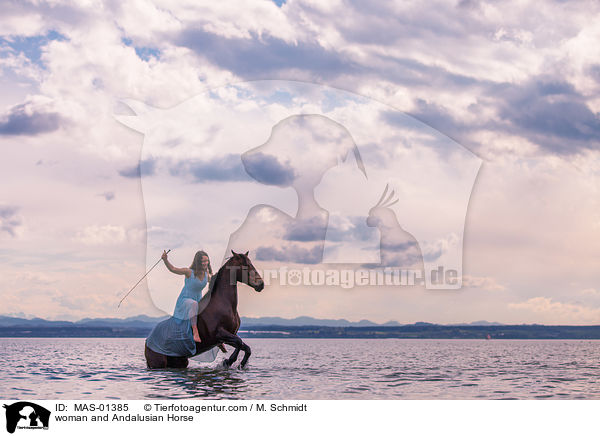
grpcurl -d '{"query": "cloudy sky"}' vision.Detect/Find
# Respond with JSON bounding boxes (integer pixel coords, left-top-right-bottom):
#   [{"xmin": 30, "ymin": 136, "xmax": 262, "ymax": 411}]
[{"xmin": 1, "ymin": 0, "xmax": 599, "ymax": 324}]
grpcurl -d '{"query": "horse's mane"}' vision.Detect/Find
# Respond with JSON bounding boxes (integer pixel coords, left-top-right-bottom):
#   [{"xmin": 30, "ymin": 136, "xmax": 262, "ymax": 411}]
[{"xmin": 210, "ymin": 256, "xmax": 234, "ymax": 296}]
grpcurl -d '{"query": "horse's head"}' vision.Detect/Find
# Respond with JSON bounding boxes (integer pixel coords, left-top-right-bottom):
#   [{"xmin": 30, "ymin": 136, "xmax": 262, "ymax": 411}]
[{"xmin": 227, "ymin": 250, "xmax": 264, "ymax": 292}]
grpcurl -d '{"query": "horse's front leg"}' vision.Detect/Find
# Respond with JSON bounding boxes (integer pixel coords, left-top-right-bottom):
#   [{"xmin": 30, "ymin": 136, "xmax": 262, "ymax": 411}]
[{"xmin": 216, "ymin": 328, "xmax": 251, "ymax": 368}]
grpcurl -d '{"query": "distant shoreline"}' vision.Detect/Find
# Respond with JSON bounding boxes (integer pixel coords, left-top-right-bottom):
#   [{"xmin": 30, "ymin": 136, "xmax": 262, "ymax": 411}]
[{"xmin": 2, "ymin": 324, "xmax": 600, "ymax": 339}]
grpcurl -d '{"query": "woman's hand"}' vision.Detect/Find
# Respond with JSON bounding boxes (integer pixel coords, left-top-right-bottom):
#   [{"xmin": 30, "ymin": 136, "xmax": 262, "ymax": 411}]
[{"xmin": 162, "ymin": 251, "xmax": 191, "ymax": 276}]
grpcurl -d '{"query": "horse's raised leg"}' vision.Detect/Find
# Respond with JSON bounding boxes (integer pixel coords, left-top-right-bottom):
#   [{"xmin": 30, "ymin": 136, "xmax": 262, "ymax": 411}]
[{"xmin": 216, "ymin": 328, "xmax": 251, "ymax": 368}]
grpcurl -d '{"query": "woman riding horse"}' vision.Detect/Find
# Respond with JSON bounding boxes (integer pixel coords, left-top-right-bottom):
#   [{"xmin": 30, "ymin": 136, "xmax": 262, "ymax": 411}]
[
  {"xmin": 145, "ymin": 250, "xmax": 264, "ymax": 369},
  {"xmin": 145, "ymin": 250, "xmax": 215, "ymax": 359}
]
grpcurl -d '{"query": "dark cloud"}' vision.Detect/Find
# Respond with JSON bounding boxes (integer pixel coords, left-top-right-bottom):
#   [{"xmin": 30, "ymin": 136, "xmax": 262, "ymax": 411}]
[
  {"xmin": 0, "ymin": 205, "xmax": 21, "ymax": 237},
  {"xmin": 283, "ymin": 216, "xmax": 328, "ymax": 242},
  {"xmin": 118, "ymin": 159, "xmax": 156, "ymax": 178},
  {"xmin": 588, "ymin": 64, "xmax": 600, "ymax": 84},
  {"xmin": 0, "ymin": 103, "xmax": 62, "ymax": 136},
  {"xmin": 100, "ymin": 192, "xmax": 115, "ymax": 201},
  {"xmin": 457, "ymin": 0, "xmax": 479, "ymax": 9},
  {"xmin": 179, "ymin": 26, "xmax": 486, "ymax": 94},
  {"xmin": 118, "ymin": 154, "xmax": 278, "ymax": 183},
  {"xmin": 406, "ymin": 100, "xmax": 464, "ymax": 138},
  {"xmin": 35, "ymin": 159, "xmax": 58, "ymax": 166},
  {"xmin": 380, "ymin": 239, "xmax": 424, "ymax": 267},
  {"xmin": 332, "ymin": 54, "xmax": 487, "ymax": 101},
  {"xmin": 242, "ymin": 152, "xmax": 296, "ymax": 186},
  {"xmin": 325, "ymin": 216, "xmax": 377, "ymax": 242},
  {"xmin": 256, "ymin": 244, "xmax": 322, "ymax": 264},
  {"xmin": 385, "ymin": 56, "xmax": 482, "ymax": 89},
  {"xmin": 508, "ymin": 100, "xmax": 599, "ymax": 143},
  {"xmin": 379, "ymin": 252, "xmax": 423, "ymax": 268},
  {"xmin": 170, "ymin": 154, "xmax": 250, "ymax": 182},
  {"xmin": 381, "ymin": 240, "xmax": 418, "ymax": 251},
  {"xmin": 342, "ymin": 0, "xmax": 487, "ymax": 43},
  {"xmin": 392, "ymin": 100, "xmax": 482, "ymax": 155},
  {"xmin": 396, "ymin": 76, "xmax": 600, "ymax": 156},
  {"xmin": 423, "ymin": 246, "xmax": 443, "ymax": 263},
  {"xmin": 494, "ymin": 78, "xmax": 600, "ymax": 154},
  {"xmin": 178, "ymin": 29, "xmax": 364, "ymax": 80}
]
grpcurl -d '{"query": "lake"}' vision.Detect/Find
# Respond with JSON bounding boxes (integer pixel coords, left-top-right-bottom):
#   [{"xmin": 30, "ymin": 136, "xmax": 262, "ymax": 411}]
[{"xmin": 1, "ymin": 338, "xmax": 599, "ymax": 399}]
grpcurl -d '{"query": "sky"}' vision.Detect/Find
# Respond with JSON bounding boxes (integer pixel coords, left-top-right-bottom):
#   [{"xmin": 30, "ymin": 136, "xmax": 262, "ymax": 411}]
[{"xmin": 0, "ymin": 0, "xmax": 599, "ymax": 324}]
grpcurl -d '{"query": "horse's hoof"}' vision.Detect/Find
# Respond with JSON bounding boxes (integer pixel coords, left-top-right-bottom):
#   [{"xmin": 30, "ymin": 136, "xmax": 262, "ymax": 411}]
[{"xmin": 221, "ymin": 358, "xmax": 231, "ymax": 368}]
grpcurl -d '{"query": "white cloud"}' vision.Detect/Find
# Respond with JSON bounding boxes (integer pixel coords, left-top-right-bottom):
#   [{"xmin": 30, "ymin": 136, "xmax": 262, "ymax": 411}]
[
  {"xmin": 462, "ymin": 275, "xmax": 505, "ymax": 292},
  {"xmin": 0, "ymin": 204, "xmax": 23, "ymax": 238},
  {"xmin": 509, "ymin": 297, "xmax": 600, "ymax": 324},
  {"xmin": 75, "ymin": 225, "xmax": 127, "ymax": 245},
  {"xmin": 0, "ymin": 0, "xmax": 599, "ymax": 322},
  {"xmin": 579, "ymin": 288, "xmax": 600, "ymax": 297}
]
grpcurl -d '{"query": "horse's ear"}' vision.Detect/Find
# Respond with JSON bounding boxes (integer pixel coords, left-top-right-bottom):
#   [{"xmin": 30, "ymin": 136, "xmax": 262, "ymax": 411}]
[
  {"xmin": 244, "ymin": 251, "xmax": 249, "ymax": 256},
  {"xmin": 231, "ymin": 250, "xmax": 237, "ymax": 257}
]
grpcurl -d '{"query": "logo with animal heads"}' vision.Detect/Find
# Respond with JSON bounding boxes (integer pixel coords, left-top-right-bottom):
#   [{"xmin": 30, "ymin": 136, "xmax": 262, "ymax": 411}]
[{"xmin": 3, "ymin": 402, "xmax": 50, "ymax": 433}]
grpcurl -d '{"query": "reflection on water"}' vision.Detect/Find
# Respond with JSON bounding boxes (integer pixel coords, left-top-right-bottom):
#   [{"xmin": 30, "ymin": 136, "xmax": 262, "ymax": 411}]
[
  {"xmin": 1, "ymin": 338, "xmax": 599, "ymax": 399},
  {"xmin": 146, "ymin": 366, "xmax": 251, "ymax": 399}
]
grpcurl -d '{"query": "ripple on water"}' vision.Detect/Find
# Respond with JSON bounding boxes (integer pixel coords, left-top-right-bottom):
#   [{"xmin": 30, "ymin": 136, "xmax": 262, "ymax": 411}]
[
  {"xmin": 12, "ymin": 387, "xmax": 34, "ymax": 392},
  {"xmin": 2, "ymin": 338, "xmax": 600, "ymax": 399}
]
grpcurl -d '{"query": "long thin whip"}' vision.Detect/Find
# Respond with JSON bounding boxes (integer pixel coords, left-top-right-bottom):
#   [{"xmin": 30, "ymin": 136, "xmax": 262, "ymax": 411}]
[{"xmin": 118, "ymin": 249, "xmax": 170, "ymax": 308}]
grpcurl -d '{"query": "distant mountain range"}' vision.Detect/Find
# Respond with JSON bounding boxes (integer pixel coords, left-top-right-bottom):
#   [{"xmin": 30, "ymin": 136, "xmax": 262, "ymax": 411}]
[
  {"xmin": 2, "ymin": 315, "xmax": 599, "ymax": 339},
  {"xmin": 0, "ymin": 315, "xmax": 168, "ymax": 329},
  {"xmin": 0, "ymin": 315, "xmax": 503, "ymax": 328}
]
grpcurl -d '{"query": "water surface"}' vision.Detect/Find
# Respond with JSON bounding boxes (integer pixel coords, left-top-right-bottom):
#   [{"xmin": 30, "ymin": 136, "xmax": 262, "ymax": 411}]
[{"xmin": 1, "ymin": 338, "xmax": 598, "ymax": 399}]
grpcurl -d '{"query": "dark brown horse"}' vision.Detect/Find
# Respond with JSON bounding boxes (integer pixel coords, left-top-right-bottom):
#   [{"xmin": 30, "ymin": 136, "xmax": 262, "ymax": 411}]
[{"xmin": 145, "ymin": 250, "xmax": 264, "ymax": 369}]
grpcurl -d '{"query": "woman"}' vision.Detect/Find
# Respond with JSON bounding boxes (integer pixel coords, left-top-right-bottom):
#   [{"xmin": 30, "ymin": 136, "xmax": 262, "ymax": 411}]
[{"xmin": 145, "ymin": 250, "xmax": 212, "ymax": 357}]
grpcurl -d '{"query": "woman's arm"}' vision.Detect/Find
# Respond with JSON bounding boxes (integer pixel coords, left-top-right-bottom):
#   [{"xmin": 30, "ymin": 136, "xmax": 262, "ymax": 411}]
[{"xmin": 162, "ymin": 250, "xmax": 192, "ymax": 277}]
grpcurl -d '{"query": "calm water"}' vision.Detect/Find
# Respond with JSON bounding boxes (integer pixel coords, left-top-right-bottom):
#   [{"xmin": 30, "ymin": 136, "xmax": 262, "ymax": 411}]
[{"xmin": 1, "ymin": 338, "xmax": 599, "ymax": 399}]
